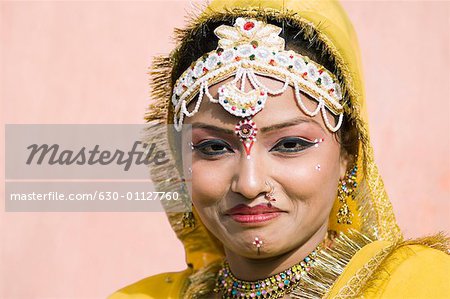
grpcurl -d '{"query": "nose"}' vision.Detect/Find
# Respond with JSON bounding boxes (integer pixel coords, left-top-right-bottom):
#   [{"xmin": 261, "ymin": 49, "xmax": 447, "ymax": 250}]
[{"xmin": 230, "ymin": 147, "xmax": 268, "ymax": 200}]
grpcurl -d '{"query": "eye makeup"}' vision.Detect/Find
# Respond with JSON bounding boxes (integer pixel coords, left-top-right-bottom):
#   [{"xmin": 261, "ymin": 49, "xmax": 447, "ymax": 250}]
[
  {"xmin": 269, "ymin": 137, "xmax": 317, "ymax": 153},
  {"xmin": 190, "ymin": 135, "xmax": 325, "ymax": 158},
  {"xmin": 190, "ymin": 120, "xmax": 326, "ymax": 159},
  {"xmin": 192, "ymin": 139, "xmax": 235, "ymax": 156}
]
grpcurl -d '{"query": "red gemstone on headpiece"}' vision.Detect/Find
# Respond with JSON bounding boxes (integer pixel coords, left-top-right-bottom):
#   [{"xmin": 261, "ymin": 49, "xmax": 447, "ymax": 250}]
[{"xmin": 243, "ymin": 21, "xmax": 255, "ymax": 31}]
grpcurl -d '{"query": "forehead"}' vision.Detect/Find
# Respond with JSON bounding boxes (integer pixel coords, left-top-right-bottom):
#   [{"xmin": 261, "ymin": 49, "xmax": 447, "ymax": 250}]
[{"xmin": 184, "ymin": 74, "xmax": 329, "ymax": 133}]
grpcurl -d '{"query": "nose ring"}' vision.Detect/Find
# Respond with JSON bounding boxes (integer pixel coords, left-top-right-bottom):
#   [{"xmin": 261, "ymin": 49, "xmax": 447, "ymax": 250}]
[{"xmin": 264, "ymin": 181, "xmax": 276, "ymax": 207}]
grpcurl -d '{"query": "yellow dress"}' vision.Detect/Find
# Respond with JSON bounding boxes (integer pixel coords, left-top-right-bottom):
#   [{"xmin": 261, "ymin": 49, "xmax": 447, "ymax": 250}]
[
  {"xmin": 109, "ymin": 0, "xmax": 450, "ymax": 298},
  {"xmin": 109, "ymin": 237, "xmax": 450, "ymax": 298}
]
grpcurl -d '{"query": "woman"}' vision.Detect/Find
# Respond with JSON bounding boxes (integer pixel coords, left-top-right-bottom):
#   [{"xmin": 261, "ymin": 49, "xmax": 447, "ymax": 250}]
[{"xmin": 110, "ymin": 0, "xmax": 450, "ymax": 298}]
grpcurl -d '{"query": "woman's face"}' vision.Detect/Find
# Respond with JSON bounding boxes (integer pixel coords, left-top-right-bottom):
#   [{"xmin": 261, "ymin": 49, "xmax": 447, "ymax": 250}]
[{"xmin": 182, "ymin": 75, "xmax": 348, "ymax": 258}]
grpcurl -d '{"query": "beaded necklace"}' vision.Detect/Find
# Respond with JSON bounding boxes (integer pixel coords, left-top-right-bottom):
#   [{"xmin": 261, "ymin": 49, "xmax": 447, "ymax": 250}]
[{"xmin": 214, "ymin": 248, "xmax": 318, "ymax": 299}]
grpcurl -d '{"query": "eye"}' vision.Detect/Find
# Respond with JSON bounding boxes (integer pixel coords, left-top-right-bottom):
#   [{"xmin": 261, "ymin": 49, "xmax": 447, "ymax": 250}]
[
  {"xmin": 192, "ymin": 139, "xmax": 234, "ymax": 156},
  {"xmin": 269, "ymin": 137, "xmax": 316, "ymax": 153}
]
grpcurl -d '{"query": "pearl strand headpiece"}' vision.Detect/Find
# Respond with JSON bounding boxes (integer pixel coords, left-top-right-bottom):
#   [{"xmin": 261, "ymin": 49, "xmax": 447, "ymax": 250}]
[{"xmin": 172, "ymin": 18, "xmax": 344, "ymax": 132}]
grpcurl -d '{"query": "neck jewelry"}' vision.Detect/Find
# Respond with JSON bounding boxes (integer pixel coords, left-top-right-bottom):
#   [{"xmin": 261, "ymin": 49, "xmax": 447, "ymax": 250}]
[{"xmin": 214, "ymin": 247, "xmax": 318, "ymax": 299}]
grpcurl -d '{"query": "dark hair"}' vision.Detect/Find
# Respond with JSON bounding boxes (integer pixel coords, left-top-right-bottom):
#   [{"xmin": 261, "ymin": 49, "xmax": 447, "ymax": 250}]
[{"xmin": 172, "ymin": 18, "xmax": 359, "ymax": 159}]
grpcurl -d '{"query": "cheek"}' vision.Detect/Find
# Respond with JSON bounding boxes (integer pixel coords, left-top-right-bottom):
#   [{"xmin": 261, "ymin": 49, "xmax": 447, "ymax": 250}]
[
  {"xmin": 190, "ymin": 160, "xmax": 229, "ymax": 208},
  {"xmin": 273, "ymin": 148, "xmax": 341, "ymax": 206}
]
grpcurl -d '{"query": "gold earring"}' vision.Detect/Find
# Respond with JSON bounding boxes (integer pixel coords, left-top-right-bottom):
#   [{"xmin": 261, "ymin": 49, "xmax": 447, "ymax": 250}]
[
  {"xmin": 179, "ymin": 174, "xmax": 195, "ymax": 228},
  {"xmin": 336, "ymin": 164, "xmax": 358, "ymax": 224},
  {"xmin": 182, "ymin": 210, "xmax": 195, "ymax": 228}
]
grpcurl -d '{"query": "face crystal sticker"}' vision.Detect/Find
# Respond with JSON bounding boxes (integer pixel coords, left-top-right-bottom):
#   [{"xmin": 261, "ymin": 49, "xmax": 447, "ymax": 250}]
[{"xmin": 253, "ymin": 236, "xmax": 263, "ymax": 255}]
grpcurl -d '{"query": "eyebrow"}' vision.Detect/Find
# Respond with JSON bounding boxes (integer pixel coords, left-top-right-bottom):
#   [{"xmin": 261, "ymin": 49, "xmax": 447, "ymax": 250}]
[
  {"xmin": 191, "ymin": 123, "xmax": 235, "ymax": 135},
  {"xmin": 259, "ymin": 116, "xmax": 324, "ymax": 133},
  {"xmin": 190, "ymin": 116, "xmax": 324, "ymax": 135}
]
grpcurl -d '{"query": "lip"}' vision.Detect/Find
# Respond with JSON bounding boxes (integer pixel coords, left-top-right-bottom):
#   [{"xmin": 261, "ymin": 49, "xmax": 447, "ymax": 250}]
[
  {"xmin": 225, "ymin": 203, "xmax": 283, "ymax": 215},
  {"xmin": 224, "ymin": 204, "xmax": 284, "ymax": 224}
]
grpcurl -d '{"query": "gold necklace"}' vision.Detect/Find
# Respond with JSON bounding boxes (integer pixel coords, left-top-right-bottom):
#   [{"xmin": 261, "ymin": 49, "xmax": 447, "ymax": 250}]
[{"xmin": 214, "ymin": 248, "xmax": 318, "ymax": 299}]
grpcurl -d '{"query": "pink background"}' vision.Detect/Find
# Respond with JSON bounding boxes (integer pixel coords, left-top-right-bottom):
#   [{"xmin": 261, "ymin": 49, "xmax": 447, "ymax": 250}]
[{"xmin": 1, "ymin": 1, "xmax": 449, "ymax": 298}]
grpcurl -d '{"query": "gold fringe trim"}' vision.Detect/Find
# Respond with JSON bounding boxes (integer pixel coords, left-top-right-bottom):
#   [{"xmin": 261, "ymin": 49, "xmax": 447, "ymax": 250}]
[
  {"xmin": 144, "ymin": 54, "xmax": 190, "ymax": 240},
  {"xmin": 354, "ymin": 178, "xmax": 378, "ymax": 240},
  {"xmin": 290, "ymin": 230, "xmax": 373, "ymax": 299},
  {"xmin": 400, "ymin": 231, "xmax": 450, "ymax": 253},
  {"xmin": 182, "ymin": 262, "xmax": 223, "ymax": 299},
  {"xmin": 142, "ymin": 123, "xmax": 187, "ymax": 214},
  {"xmin": 145, "ymin": 55, "xmax": 173, "ymax": 124}
]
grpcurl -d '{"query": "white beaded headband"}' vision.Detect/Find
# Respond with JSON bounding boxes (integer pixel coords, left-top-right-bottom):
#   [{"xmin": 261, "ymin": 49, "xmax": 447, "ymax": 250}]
[{"xmin": 172, "ymin": 18, "xmax": 344, "ymax": 158}]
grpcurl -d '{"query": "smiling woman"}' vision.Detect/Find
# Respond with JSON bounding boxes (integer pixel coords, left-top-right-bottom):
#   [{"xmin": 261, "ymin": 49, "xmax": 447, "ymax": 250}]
[
  {"xmin": 109, "ymin": 0, "xmax": 450, "ymax": 298},
  {"xmin": 183, "ymin": 75, "xmax": 347, "ymax": 285}
]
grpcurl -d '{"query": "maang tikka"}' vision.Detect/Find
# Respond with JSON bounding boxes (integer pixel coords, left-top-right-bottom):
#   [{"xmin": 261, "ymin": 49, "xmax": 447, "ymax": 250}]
[
  {"xmin": 336, "ymin": 164, "xmax": 358, "ymax": 224},
  {"xmin": 235, "ymin": 117, "xmax": 258, "ymax": 159}
]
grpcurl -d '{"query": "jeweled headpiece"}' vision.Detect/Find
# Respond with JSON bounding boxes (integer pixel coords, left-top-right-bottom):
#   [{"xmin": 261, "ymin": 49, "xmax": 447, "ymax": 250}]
[{"xmin": 172, "ymin": 17, "xmax": 344, "ymax": 135}]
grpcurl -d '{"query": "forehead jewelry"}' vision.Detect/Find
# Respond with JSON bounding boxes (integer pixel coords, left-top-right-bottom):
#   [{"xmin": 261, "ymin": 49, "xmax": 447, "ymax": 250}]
[
  {"xmin": 171, "ymin": 18, "xmax": 344, "ymax": 135},
  {"xmin": 264, "ymin": 181, "xmax": 276, "ymax": 207},
  {"xmin": 253, "ymin": 236, "xmax": 263, "ymax": 255},
  {"xmin": 235, "ymin": 117, "xmax": 258, "ymax": 159}
]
